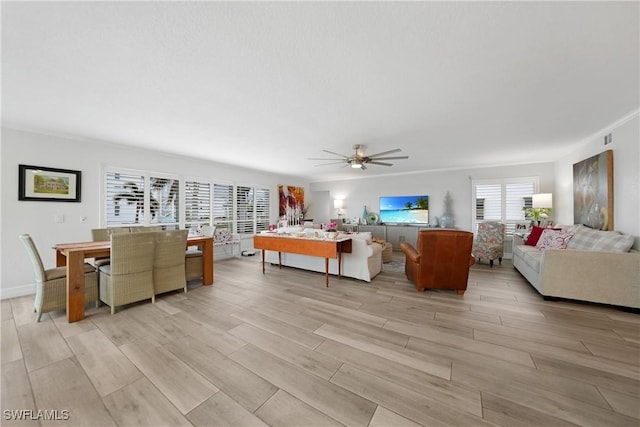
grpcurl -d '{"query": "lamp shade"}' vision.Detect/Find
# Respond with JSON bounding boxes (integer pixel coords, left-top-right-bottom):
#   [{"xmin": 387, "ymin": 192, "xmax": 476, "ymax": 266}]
[
  {"xmin": 532, "ymin": 193, "xmax": 553, "ymax": 209},
  {"xmin": 333, "ymin": 199, "xmax": 344, "ymax": 209}
]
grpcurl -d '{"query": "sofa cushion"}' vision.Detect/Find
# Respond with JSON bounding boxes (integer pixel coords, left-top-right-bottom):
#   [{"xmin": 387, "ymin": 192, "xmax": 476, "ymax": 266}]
[
  {"xmin": 591, "ymin": 233, "xmax": 634, "ymax": 253},
  {"xmin": 566, "ymin": 224, "xmax": 608, "ymax": 250},
  {"xmin": 536, "ymin": 229, "xmax": 574, "ymax": 250}
]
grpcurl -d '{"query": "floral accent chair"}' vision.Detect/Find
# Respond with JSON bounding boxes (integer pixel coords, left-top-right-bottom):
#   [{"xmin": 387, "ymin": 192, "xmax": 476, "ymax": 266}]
[{"xmin": 472, "ymin": 221, "xmax": 506, "ymax": 267}]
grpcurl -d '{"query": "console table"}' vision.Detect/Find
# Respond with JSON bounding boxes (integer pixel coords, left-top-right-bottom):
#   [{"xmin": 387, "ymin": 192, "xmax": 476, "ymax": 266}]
[{"xmin": 253, "ymin": 234, "xmax": 352, "ymax": 287}]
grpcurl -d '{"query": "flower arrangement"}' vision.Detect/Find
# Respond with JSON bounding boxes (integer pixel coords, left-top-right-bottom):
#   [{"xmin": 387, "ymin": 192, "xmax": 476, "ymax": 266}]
[
  {"xmin": 325, "ymin": 222, "xmax": 338, "ymax": 232},
  {"xmin": 522, "ymin": 207, "xmax": 551, "ymax": 222}
]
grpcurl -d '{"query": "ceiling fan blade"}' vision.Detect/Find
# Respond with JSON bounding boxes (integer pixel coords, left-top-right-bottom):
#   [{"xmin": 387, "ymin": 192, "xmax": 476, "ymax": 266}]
[
  {"xmin": 314, "ymin": 161, "xmax": 347, "ymax": 167},
  {"xmin": 360, "ymin": 164, "xmax": 367, "ymax": 170},
  {"xmin": 322, "ymin": 150, "xmax": 350, "ymax": 158},
  {"xmin": 367, "ymin": 155, "xmax": 409, "ymax": 161},
  {"xmin": 367, "ymin": 161, "xmax": 393, "ymax": 166},
  {"xmin": 366, "ymin": 148, "xmax": 401, "ymax": 158},
  {"xmin": 308, "ymin": 157, "xmax": 348, "ymax": 161}
]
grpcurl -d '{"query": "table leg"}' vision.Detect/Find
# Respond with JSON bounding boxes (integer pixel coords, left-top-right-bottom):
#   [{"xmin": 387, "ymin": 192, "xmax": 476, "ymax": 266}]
[
  {"xmin": 278, "ymin": 252, "xmax": 282, "ymax": 269},
  {"xmin": 66, "ymin": 251, "xmax": 85, "ymax": 323},
  {"xmin": 338, "ymin": 252, "xmax": 342, "ymax": 279},
  {"xmin": 202, "ymin": 238, "xmax": 214, "ymax": 285},
  {"xmin": 56, "ymin": 249, "xmax": 67, "ymax": 267},
  {"xmin": 325, "ymin": 258, "xmax": 329, "ymax": 287},
  {"xmin": 261, "ymin": 249, "xmax": 265, "ymax": 274}
]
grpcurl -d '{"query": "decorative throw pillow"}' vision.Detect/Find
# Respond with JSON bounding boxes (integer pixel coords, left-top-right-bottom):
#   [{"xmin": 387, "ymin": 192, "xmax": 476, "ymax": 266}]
[
  {"xmin": 536, "ymin": 229, "xmax": 574, "ymax": 250},
  {"xmin": 525, "ymin": 226, "xmax": 545, "ymax": 246}
]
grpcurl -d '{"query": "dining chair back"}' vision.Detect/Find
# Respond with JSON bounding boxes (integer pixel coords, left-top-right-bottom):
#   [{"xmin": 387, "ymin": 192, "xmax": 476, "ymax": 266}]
[
  {"xmin": 20, "ymin": 234, "xmax": 98, "ymax": 322},
  {"xmin": 91, "ymin": 227, "xmax": 129, "ymax": 268},
  {"xmin": 99, "ymin": 231, "xmax": 156, "ymax": 314},
  {"xmin": 154, "ymin": 229, "xmax": 189, "ymax": 295}
]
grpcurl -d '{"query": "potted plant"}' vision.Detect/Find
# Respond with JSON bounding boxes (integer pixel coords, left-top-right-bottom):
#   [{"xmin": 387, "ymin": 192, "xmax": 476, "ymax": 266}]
[
  {"xmin": 325, "ymin": 222, "xmax": 338, "ymax": 239},
  {"xmin": 522, "ymin": 207, "xmax": 551, "ymax": 225}
]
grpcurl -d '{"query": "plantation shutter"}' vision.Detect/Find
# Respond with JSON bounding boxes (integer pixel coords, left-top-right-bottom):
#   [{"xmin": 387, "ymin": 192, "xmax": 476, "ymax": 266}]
[
  {"xmin": 149, "ymin": 177, "xmax": 180, "ymax": 225},
  {"xmin": 236, "ymin": 185, "xmax": 254, "ymax": 234},
  {"xmin": 213, "ymin": 183, "xmax": 233, "ymax": 230},
  {"xmin": 473, "ymin": 178, "xmax": 537, "ymax": 235},
  {"xmin": 255, "ymin": 188, "xmax": 270, "ymax": 232},
  {"xmin": 185, "ymin": 180, "xmax": 211, "ymax": 228},
  {"xmin": 105, "ymin": 171, "xmax": 145, "ymax": 226}
]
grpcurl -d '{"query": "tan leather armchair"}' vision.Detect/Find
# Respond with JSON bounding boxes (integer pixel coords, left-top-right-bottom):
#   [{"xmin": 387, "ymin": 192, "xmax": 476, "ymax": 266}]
[{"xmin": 400, "ymin": 229, "xmax": 475, "ymax": 294}]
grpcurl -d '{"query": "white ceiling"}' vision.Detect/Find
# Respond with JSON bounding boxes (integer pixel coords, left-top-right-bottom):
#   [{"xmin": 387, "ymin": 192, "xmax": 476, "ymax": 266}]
[{"xmin": 2, "ymin": 1, "xmax": 638, "ymax": 182}]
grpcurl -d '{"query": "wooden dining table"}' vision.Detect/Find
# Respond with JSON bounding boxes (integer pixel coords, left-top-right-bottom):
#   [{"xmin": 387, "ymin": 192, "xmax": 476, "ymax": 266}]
[{"xmin": 54, "ymin": 235, "xmax": 214, "ymax": 323}]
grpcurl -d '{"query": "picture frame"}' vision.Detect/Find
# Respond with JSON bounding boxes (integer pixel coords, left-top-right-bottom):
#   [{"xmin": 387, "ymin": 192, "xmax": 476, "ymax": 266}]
[
  {"xmin": 18, "ymin": 164, "xmax": 81, "ymax": 202},
  {"xmin": 573, "ymin": 150, "xmax": 613, "ymax": 230}
]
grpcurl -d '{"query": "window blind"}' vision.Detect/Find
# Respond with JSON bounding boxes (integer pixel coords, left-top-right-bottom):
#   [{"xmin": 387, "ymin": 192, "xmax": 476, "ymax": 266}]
[
  {"xmin": 185, "ymin": 180, "xmax": 211, "ymax": 227},
  {"xmin": 105, "ymin": 171, "xmax": 146, "ymax": 226},
  {"xmin": 213, "ymin": 183, "xmax": 233, "ymax": 230}
]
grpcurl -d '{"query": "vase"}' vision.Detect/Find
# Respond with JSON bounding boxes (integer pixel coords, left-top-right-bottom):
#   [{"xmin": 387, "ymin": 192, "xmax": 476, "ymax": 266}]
[
  {"xmin": 440, "ymin": 213, "xmax": 454, "ymax": 229},
  {"xmin": 326, "ymin": 231, "xmax": 337, "ymax": 239}
]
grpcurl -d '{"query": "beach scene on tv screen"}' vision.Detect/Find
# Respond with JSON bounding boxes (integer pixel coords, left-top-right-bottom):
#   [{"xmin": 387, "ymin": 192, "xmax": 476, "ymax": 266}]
[{"xmin": 379, "ymin": 195, "xmax": 429, "ymax": 224}]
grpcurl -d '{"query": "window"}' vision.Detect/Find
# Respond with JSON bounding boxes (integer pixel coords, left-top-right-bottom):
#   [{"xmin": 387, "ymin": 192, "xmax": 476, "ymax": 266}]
[
  {"xmin": 103, "ymin": 168, "xmax": 271, "ymax": 234},
  {"xmin": 255, "ymin": 188, "xmax": 270, "ymax": 233},
  {"xmin": 236, "ymin": 185, "xmax": 271, "ymax": 235},
  {"xmin": 213, "ymin": 183, "xmax": 233, "ymax": 230},
  {"xmin": 105, "ymin": 171, "xmax": 146, "ymax": 226},
  {"xmin": 185, "ymin": 180, "xmax": 211, "ymax": 229},
  {"xmin": 472, "ymin": 177, "xmax": 537, "ymax": 235},
  {"xmin": 150, "ymin": 176, "xmax": 180, "ymax": 225}
]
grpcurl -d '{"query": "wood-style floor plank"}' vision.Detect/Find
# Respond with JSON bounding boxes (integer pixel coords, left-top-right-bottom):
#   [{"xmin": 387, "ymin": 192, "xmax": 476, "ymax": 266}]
[
  {"xmin": 186, "ymin": 391, "xmax": 268, "ymax": 427},
  {"xmin": 254, "ymin": 390, "xmax": 345, "ymax": 427},
  {"xmin": 230, "ymin": 344, "xmax": 377, "ymax": 426},
  {"xmin": 102, "ymin": 377, "xmax": 191, "ymax": 427},
  {"xmin": 66, "ymin": 328, "xmax": 143, "ymax": 397},
  {"xmin": 119, "ymin": 340, "xmax": 219, "ymax": 414}
]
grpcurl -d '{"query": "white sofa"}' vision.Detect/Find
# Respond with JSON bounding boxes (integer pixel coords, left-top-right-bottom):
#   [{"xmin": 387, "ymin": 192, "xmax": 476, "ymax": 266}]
[
  {"xmin": 263, "ymin": 230, "xmax": 383, "ymax": 282},
  {"xmin": 513, "ymin": 224, "xmax": 639, "ymax": 308}
]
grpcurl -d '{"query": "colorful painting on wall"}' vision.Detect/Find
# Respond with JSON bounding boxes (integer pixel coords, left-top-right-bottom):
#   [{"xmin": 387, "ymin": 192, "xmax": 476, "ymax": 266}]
[
  {"xmin": 573, "ymin": 150, "xmax": 613, "ymax": 230},
  {"xmin": 278, "ymin": 185, "xmax": 304, "ymax": 219}
]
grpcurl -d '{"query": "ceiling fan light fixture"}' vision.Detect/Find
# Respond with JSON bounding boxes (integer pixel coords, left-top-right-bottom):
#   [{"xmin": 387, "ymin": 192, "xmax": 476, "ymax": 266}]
[{"xmin": 351, "ymin": 161, "xmax": 363, "ymax": 169}]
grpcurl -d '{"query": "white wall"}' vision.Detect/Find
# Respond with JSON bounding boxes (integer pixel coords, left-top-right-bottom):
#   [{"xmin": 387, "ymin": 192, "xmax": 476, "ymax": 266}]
[
  {"xmin": 1, "ymin": 128, "xmax": 308, "ymax": 298},
  {"xmin": 310, "ymin": 163, "xmax": 556, "ymax": 231},
  {"xmin": 553, "ymin": 112, "xmax": 639, "ymax": 249}
]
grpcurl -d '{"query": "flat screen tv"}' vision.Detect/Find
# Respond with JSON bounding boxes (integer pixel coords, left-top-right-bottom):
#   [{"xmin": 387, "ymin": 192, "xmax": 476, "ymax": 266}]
[{"xmin": 379, "ymin": 195, "xmax": 429, "ymax": 225}]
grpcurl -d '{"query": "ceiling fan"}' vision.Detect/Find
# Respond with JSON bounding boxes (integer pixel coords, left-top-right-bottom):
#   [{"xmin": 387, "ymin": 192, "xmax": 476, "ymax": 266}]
[{"xmin": 309, "ymin": 144, "xmax": 409, "ymax": 170}]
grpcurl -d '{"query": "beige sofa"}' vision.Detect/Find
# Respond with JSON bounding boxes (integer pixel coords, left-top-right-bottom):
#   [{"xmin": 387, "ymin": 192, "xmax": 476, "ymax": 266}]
[
  {"xmin": 264, "ymin": 230, "xmax": 383, "ymax": 282},
  {"xmin": 513, "ymin": 224, "xmax": 639, "ymax": 308}
]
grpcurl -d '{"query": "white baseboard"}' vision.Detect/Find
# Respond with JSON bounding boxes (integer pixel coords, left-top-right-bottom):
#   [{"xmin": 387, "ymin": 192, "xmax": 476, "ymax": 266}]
[{"xmin": 0, "ymin": 283, "xmax": 35, "ymax": 300}]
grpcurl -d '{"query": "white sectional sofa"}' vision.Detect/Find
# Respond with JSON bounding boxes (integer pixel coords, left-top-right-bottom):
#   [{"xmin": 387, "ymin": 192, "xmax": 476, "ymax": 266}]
[
  {"xmin": 263, "ymin": 230, "xmax": 383, "ymax": 282},
  {"xmin": 513, "ymin": 224, "xmax": 639, "ymax": 309}
]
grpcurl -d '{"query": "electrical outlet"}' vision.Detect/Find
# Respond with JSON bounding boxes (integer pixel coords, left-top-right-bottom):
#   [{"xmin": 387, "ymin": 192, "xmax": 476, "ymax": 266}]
[{"xmin": 54, "ymin": 214, "xmax": 64, "ymax": 224}]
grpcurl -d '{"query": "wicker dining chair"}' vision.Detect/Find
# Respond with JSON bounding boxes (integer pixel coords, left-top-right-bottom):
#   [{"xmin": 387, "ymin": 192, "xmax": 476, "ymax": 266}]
[
  {"xmin": 99, "ymin": 232, "xmax": 156, "ymax": 314},
  {"xmin": 19, "ymin": 234, "xmax": 99, "ymax": 322},
  {"xmin": 185, "ymin": 225, "xmax": 215, "ymax": 281},
  {"xmin": 154, "ymin": 229, "xmax": 188, "ymax": 295},
  {"xmin": 91, "ymin": 227, "xmax": 129, "ymax": 268}
]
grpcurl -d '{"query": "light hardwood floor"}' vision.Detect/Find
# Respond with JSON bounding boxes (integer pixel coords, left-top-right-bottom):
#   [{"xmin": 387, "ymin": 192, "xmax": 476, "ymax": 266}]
[{"xmin": 2, "ymin": 254, "xmax": 639, "ymax": 426}]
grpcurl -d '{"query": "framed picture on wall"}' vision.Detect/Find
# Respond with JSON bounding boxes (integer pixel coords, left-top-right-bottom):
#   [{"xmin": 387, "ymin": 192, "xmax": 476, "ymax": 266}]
[
  {"xmin": 18, "ymin": 164, "xmax": 81, "ymax": 202},
  {"xmin": 573, "ymin": 150, "xmax": 613, "ymax": 230}
]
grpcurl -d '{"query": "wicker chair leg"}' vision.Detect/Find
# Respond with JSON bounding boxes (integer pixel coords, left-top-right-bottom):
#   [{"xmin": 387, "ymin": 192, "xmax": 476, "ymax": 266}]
[
  {"xmin": 35, "ymin": 311, "xmax": 42, "ymax": 322},
  {"xmin": 111, "ymin": 305, "xmax": 115, "ymax": 315}
]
